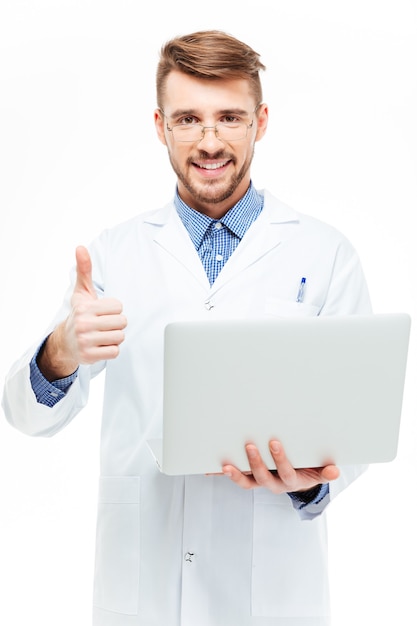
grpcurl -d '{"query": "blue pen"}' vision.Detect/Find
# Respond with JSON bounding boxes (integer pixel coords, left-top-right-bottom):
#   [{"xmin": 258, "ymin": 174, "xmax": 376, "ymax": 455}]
[{"xmin": 296, "ymin": 277, "xmax": 306, "ymax": 303}]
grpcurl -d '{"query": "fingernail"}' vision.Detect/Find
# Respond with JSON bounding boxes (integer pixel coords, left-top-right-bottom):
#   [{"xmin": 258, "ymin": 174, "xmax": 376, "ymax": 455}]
[
  {"xmin": 246, "ymin": 445, "xmax": 257, "ymax": 458},
  {"xmin": 270, "ymin": 441, "xmax": 280, "ymax": 453}
]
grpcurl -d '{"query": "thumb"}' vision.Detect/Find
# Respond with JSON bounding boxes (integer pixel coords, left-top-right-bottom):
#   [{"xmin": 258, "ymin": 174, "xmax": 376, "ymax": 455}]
[{"xmin": 74, "ymin": 245, "xmax": 97, "ymax": 299}]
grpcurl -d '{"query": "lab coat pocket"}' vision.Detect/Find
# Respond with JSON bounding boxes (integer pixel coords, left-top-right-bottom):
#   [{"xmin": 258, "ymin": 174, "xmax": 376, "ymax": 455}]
[
  {"xmin": 93, "ymin": 476, "xmax": 141, "ymax": 616},
  {"xmin": 251, "ymin": 491, "xmax": 329, "ymax": 618},
  {"xmin": 265, "ymin": 298, "xmax": 320, "ymax": 317}
]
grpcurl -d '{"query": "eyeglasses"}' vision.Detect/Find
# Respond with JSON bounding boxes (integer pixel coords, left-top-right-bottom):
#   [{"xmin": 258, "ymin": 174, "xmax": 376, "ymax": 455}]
[{"xmin": 160, "ymin": 108, "xmax": 259, "ymax": 143}]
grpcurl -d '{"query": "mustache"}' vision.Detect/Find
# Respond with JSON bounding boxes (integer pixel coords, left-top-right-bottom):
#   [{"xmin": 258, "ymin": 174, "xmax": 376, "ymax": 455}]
[{"xmin": 188, "ymin": 150, "xmax": 235, "ymax": 163}]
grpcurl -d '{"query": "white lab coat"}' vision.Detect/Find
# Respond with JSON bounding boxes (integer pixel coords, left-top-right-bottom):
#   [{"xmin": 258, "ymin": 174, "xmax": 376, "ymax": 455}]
[{"xmin": 3, "ymin": 190, "xmax": 372, "ymax": 626}]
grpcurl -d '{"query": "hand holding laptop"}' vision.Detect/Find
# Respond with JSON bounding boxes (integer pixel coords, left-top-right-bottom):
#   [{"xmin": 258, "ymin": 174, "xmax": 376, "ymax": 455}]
[{"xmin": 222, "ymin": 439, "xmax": 339, "ymax": 494}]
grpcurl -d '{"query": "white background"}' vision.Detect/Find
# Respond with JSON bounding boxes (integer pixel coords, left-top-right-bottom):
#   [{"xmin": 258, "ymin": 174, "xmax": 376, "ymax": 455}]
[{"xmin": 0, "ymin": 1, "xmax": 416, "ymax": 624}]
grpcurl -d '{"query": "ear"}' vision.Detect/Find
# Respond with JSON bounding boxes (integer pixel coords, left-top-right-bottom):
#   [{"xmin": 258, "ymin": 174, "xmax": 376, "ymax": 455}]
[
  {"xmin": 254, "ymin": 103, "xmax": 268, "ymax": 142},
  {"xmin": 154, "ymin": 109, "xmax": 168, "ymax": 146}
]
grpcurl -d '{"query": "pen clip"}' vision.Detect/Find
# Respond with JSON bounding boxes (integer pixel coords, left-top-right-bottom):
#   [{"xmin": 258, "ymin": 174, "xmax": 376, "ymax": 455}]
[{"xmin": 296, "ymin": 277, "xmax": 306, "ymax": 303}]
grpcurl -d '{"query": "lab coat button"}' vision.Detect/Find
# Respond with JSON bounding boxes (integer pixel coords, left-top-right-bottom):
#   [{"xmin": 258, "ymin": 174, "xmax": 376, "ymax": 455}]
[
  {"xmin": 184, "ymin": 551, "xmax": 195, "ymax": 563},
  {"xmin": 205, "ymin": 300, "xmax": 214, "ymax": 311}
]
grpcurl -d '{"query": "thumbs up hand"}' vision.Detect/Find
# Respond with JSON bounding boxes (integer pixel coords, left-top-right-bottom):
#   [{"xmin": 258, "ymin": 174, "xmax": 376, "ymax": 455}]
[
  {"xmin": 72, "ymin": 244, "xmax": 99, "ymax": 302},
  {"xmin": 37, "ymin": 246, "xmax": 127, "ymax": 381},
  {"xmin": 64, "ymin": 245, "xmax": 127, "ymax": 365}
]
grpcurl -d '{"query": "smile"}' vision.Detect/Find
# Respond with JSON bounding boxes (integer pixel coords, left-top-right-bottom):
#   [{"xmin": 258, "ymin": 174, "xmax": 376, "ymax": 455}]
[{"xmin": 195, "ymin": 160, "xmax": 230, "ymax": 170}]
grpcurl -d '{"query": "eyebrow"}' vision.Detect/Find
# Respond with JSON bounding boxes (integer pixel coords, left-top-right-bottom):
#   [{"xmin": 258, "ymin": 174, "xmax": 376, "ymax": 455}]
[{"xmin": 167, "ymin": 107, "xmax": 251, "ymax": 120}]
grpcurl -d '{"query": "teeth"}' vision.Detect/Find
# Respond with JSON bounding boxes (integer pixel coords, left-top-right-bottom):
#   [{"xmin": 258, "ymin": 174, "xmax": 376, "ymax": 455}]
[{"xmin": 197, "ymin": 162, "xmax": 227, "ymax": 170}]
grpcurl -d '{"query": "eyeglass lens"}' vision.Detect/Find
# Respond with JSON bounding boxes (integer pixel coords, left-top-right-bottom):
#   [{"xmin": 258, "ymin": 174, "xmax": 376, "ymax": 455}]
[{"xmin": 172, "ymin": 122, "xmax": 249, "ymax": 142}]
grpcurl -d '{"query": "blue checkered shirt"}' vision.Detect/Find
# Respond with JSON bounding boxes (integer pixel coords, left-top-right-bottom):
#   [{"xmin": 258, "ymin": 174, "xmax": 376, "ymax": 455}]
[{"xmin": 175, "ymin": 183, "xmax": 264, "ymax": 285}]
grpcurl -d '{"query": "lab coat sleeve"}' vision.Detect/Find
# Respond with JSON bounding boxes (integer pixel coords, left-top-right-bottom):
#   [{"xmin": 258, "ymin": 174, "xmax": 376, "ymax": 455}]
[
  {"xmin": 2, "ymin": 237, "xmax": 107, "ymax": 438},
  {"xmin": 295, "ymin": 464, "xmax": 367, "ymax": 520},
  {"xmin": 319, "ymin": 237, "xmax": 373, "ymax": 316},
  {"xmin": 292, "ymin": 231, "xmax": 372, "ymax": 520},
  {"xmin": 2, "ymin": 353, "xmax": 95, "ymax": 437}
]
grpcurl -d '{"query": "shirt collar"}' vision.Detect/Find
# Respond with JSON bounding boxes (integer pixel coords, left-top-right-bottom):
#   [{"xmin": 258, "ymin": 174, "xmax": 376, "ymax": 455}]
[{"xmin": 174, "ymin": 183, "xmax": 264, "ymax": 249}]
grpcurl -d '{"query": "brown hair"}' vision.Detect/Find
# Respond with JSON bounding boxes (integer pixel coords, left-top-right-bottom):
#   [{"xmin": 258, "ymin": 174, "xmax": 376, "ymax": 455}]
[{"xmin": 156, "ymin": 30, "xmax": 266, "ymax": 109}]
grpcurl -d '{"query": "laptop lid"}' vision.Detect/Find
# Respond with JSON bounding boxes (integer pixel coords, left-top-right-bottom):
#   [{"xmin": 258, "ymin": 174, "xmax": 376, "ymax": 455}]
[{"xmin": 147, "ymin": 313, "xmax": 411, "ymax": 475}]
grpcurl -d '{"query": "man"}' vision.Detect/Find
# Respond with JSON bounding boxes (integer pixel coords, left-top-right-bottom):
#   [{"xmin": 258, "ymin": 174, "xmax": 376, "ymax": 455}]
[{"xmin": 2, "ymin": 30, "xmax": 371, "ymax": 625}]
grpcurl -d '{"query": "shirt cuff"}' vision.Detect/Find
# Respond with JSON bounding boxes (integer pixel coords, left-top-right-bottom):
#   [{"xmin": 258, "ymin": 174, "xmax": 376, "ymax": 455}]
[
  {"xmin": 287, "ymin": 483, "xmax": 329, "ymax": 509},
  {"xmin": 29, "ymin": 343, "xmax": 78, "ymax": 407}
]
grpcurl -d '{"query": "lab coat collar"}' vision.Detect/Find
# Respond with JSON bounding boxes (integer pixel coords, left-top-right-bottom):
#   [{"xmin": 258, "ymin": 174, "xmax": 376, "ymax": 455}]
[
  {"xmin": 144, "ymin": 189, "xmax": 299, "ymax": 227},
  {"xmin": 143, "ymin": 190, "xmax": 300, "ymax": 290}
]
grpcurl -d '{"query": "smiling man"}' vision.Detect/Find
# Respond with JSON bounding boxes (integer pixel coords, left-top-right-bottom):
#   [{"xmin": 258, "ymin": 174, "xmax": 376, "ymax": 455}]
[
  {"xmin": 3, "ymin": 31, "xmax": 372, "ymax": 626},
  {"xmin": 155, "ymin": 71, "xmax": 267, "ymax": 216}
]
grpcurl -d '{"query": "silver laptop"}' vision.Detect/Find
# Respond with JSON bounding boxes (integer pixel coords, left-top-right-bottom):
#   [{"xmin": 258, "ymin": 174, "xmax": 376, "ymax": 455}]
[{"xmin": 147, "ymin": 313, "xmax": 411, "ymax": 475}]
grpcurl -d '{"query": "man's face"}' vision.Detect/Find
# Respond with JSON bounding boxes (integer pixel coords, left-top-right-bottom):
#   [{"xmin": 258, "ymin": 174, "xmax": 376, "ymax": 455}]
[{"xmin": 155, "ymin": 71, "xmax": 268, "ymax": 218}]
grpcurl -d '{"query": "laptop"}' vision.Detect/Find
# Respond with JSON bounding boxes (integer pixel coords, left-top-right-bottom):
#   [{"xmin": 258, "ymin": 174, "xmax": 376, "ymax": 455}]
[{"xmin": 147, "ymin": 313, "xmax": 411, "ymax": 475}]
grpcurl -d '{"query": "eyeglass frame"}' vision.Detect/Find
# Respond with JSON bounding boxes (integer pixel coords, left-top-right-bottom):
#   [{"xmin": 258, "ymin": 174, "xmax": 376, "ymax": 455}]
[{"xmin": 159, "ymin": 105, "xmax": 261, "ymax": 143}]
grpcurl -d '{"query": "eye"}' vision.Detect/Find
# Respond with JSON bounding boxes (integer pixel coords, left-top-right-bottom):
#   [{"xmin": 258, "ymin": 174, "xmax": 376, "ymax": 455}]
[
  {"xmin": 177, "ymin": 116, "xmax": 199, "ymax": 126},
  {"xmin": 220, "ymin": 115, "xmax": 241, "ymax": 125}
]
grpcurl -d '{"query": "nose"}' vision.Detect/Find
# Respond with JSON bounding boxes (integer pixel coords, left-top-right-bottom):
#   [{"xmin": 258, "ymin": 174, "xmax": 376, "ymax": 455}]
[{"xmin": 197, "ymin": 126, "xmax": 224, "ymax": 150}]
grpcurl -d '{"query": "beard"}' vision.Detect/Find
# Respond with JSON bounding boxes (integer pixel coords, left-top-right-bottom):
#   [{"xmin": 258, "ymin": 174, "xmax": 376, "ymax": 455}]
[{"xmin": 167, "ymin": 147, "xmax": 255, "ymax": 206}]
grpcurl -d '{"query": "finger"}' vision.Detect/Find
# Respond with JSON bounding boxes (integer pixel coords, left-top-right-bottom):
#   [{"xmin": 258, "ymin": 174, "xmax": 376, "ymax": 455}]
[
  {"xmin": 222, "ymin": 464, "xmax": 258, "ymax": 489},
  {"xmin": 74, "ymin": 245, "xmax": 97, "ymax": 299},
  {"xmin": 271, "ymin": 440, "xmax": 340, "ymax": 487},
  {"xmin": 268, "ymin": 440, "xmax": 299, "ymax": 490},
  {"xmin": 245, "ymin": 444, "xmax": 286, "ymax": 491},
  {"xmin": 246, "ymin": 443, "xmax": 271, "ymax": 475},
  {"xmin": 78, "ymin": 343, "xmax": 122, "ymax": 364},
  {"xmin": 87, "ymin": 329, "xmax": 126, "ymax": 347},
  {"xmin": 75, "ymin": 329, "xmax": 126, "ymax": 363},
  {"xmin": 82, "ymin": 298, "xmax": 126, "ymax": 321},
  {"xmin": 94, "ymin": 313, "xmax": 128, "ymax": 332},
  {"xmin": 320, "ymin": 464, "xmax": 340, "ymax": 482}
]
